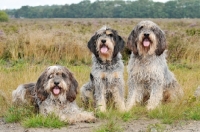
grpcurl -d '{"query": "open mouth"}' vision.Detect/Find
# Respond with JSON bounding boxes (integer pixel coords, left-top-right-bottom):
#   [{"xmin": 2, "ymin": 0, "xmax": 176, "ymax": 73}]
[
  {"xmin": 52, "ymin": 86, "xmax": 61, "ymax": 95},
  {"xmin": 100, "ymin": 45, "xmax": 109, "ymax": 54},
  {"xmin": 143, "ymin": 38, "xmax": 151, "ymax": 47}
]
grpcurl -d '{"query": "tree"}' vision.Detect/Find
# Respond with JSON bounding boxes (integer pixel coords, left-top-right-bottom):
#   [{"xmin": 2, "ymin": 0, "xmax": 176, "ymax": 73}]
[{"xmin": 0, "ymin": 11, "xmax": 9, "ymax": 22}]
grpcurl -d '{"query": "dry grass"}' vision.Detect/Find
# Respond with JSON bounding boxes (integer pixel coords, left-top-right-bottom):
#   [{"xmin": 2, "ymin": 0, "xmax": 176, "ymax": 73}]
[
  {"xmin": 0, "ymin": 19, "xmax": 200, "ymax": 124},
  {"xmin": 1, "ymin": 18, "xmax": 200, "ymax": 63}
]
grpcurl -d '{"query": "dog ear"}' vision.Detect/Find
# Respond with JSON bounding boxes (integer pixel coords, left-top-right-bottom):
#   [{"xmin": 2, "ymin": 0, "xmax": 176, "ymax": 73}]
[
  {"xmin": 35, "ymin": 70, "xmax": 48, "ymax": 102},
  {"xmin": 62, "ymin": 67, "xmax": 78, "ymax": 102},
  {"xmin": 154, "ymin": 27, "xmax": 166, "ymax": 56},
  {"xmin": 127, "ymin": 29, "xmax": 138, "ymax": 55},
  {"xmin": 113, "ymin": 33, "xmax": 125, "ymax": 58},
  {"xmin": 87, "ymin": 34, "xmax": 98, "ymax": 57}
]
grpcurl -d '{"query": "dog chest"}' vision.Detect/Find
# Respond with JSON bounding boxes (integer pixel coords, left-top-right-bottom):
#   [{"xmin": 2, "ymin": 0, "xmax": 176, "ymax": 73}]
[{"xmin": 128, "ymin": 60, "xmax": 164, "ymax": 82}]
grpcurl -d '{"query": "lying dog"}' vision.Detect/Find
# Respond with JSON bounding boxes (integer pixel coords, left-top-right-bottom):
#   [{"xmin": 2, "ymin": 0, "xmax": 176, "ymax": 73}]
[{"xmin": 12, "ymin": 65, "xmax": 96, "ymax": 124}]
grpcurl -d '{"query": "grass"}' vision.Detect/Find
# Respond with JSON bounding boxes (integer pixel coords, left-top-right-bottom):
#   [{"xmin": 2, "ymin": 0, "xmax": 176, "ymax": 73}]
[
  {"xmin": 4, "ymin": 105, "xmax": 35, "ymax": 123},
  {"xmin": 0, "ymin": 92, "xmax": 8, "ymax": 117},
  {"xmin": 0, "ymin": 18, "xmax": 200, "ymax": 130},
  {"xmin": 22, "ymin": 114, "xmax": 67, "ymax": 128},
  {"xmin": 94, "ymin": 119, "xmax": 123, "ymax": 132}
]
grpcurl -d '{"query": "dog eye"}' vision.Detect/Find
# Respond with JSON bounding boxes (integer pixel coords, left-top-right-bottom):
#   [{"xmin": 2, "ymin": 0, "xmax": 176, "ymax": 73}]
[
  {"xmin": 48, "ymin": 74, "xmax": 53, "ymax": 79},
  {"xmin": 151, "ymin": 27, "xmax": 155, "ymax": 31},
  {"xmin": 108, "ymin": 34, "xmax": 113, "ymax": 37},
  {"xmin": 62, "ymin": 73, "xmax": 67, "ymax": 78},
  {"xmin": 96, "ymin": 34, "xmax": 101, "ymax": 38},
  {"xmin": 139, "ymin": 26, "xmax": 143, "ymax": 30}
]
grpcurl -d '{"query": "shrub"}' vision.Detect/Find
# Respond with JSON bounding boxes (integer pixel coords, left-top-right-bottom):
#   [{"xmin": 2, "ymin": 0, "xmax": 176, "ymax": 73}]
[{"xmin": 0, "ymin": 11, "xmax": 9, "ymax": 22}]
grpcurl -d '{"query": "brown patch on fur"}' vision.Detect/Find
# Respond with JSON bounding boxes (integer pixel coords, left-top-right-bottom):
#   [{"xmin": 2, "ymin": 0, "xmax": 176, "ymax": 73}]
[
  {"xmin": 97, "ymin": 38, "xmax": 115, "ymax": 62},
  {"xmin": 24, "ymin": 83, "xmax": 36, "ymax": 104},
  {"xmin": 99, "ymin": 51, "xmax": 113, "ymax": 61},
  {"xmin": 113, "ymin": 72, "xmax": 119, "ymax": 78},
  {"xmin": 106, "ymin": 30, "xmax": 112, "ymax": 35},
  {"xmin": 35, "ymin": 70, "xmax": 48, "ymax": 102},
  {"xmin": 61, "ymin": 66, "xmax": 78, "ymax": 102},
  {"xmin": 100, "ymin": 72, "xmax": 106, "ymax": 79},
  {"xmin": 67, "ymin": 71, "xmax": 78, "ymax": 102},
  {"xmin": 163, "ymin": 90, "xmax": 171, "ymax": 102}
]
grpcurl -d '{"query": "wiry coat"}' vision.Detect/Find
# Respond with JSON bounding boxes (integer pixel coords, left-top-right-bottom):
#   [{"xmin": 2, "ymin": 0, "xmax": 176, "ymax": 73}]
[
  {"xmin": 12, "ymin": 65, "xmax": 95, "ymax": 124},
  {"xmin": 81, "ymin": 26, "xmax": 126, "ymax": 112},
  {"xmin": 126, "ymin": 21, "xmax": 184, "ymax": 110}
]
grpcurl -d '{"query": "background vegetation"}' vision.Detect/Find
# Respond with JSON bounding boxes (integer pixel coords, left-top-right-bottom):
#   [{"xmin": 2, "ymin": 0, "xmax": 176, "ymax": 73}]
[
  {"xmin": 0, "ymin": 11, "xmax": 9, "ymax": 22},
  {"xmin": 3, "ymin": 0, "xmax": 200, "ymax": 18},
  {"xmin": 0, "ymin": 18, "xmax": 200, "ymax": 130}
]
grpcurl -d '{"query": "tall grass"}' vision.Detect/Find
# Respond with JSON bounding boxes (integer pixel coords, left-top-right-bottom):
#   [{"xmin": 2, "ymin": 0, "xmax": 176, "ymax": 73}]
[
  {"xmin": 0, "ymin": 19, "xmax": 200, "ymax": 128},
  {"xmin": 0, "ymin": 19, "xmax": 200, "ymax": 63}
]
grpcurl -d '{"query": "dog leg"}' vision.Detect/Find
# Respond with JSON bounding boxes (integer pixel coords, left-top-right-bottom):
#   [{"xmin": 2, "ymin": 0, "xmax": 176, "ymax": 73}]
[
  {"xmin": 94, "ymin": 82, "xmax": 106, "ymax": 112},
  {"xmin": 96, "ymin": 94, "xmax": 106, "ymax": 112},
  {"xmin": 112, "ymin": 83, "xmax": 125, "ymax": 112},
  {"xmin": 126, "ymin": 83, "xmax": 144, "ymax": 111},
  {"xmin": 147, "ymin": 83, "xmax": 163, "ymax": 110},
  {"xmin": 80, "ymin": 82, "xmax": 94, "ymax": 108},
  {"xmin": 60, "ymin": 102, "xmax": 96, "ymax": 124}
]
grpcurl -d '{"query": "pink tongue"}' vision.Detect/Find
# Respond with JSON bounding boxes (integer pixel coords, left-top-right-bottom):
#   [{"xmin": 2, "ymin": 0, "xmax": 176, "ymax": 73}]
[
  {"xmin": 53, "ymin": 87, "xmax": 60, "ymax": 95},
  {"xmin": 100, "ymin": 46, "xmax": 108, "ymax": 53},
  {"xmin": 143, "ymin": 39, "xmax": 150, "ymax": 47}
]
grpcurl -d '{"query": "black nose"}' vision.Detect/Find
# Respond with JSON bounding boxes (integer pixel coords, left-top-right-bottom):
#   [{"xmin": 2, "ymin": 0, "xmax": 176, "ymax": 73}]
[
  {"xmin": 54, "ymin": 81, "xmax": 59, "ymax": 86},
  {"xmin": 144, "ymin": 33, "xmax": 149, "ymax": 37},
  {"xmin": 101, "ymin": 39, "xmax": 106, "ymax": 43}
]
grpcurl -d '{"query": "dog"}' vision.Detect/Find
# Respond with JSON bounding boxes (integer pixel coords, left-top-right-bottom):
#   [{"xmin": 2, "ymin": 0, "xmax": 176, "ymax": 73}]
[
  {"xmin": 12, "ymin": 65, "xmax": 96, "ymax": 124},
  {"xmin": 80, "ymin": 26, "xmax": 126, "ymax": 112},
  {"xmin": 126, "ymin": 20, "xmax": 184, "ymax": 110}
]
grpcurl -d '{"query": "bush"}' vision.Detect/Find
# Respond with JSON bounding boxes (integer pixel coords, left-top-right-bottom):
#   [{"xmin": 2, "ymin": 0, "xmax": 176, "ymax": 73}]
[{"xmin": 0, "ymin": 11, "xmax": 9, "ymax": 22}]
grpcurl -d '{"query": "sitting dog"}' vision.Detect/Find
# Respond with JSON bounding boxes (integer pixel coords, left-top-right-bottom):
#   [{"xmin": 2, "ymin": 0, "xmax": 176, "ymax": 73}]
[
  {"xmin": 126, "ymin": 20, "xmax": 184, "ymax": 110},
  {"xmin": 12, "ymin": 65, "xmax": 96, "ymax": 124},
  {"xmin": 80, "ymin": 26, "xmax": 126, "ymax": 112}
]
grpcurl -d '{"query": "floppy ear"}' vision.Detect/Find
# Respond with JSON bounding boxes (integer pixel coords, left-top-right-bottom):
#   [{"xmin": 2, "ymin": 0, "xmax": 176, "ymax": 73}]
[
  {"xmin": 113, "ymin": 33, "xmax": 125, "ymax": 58},
  {"xmin": 154, "ymin": 27, "xmax": 166, "ymax": 56},
  {"xmin": 127, "ymin": 29, "xmax": 138, "ymax": 55},
  {"xmin": 34, "ymin": 70, "xmax": 49, "ymax": 103},
  {"xmin": 87, "ymin": 34, "xmax": 98, "ymax": 57},
  {"xmin": 63, "ymin": 67, "xmax": 78, "ymax": 102}
]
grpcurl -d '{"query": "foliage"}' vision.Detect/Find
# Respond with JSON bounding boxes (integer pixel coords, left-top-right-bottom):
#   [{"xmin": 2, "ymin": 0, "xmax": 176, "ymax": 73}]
[
  {"xmin": 148, "ymin": 104, "xmax": 184, "ymax": 124},
  {"xmin": 4, "ymin": 106, "xmax": 35, "ymax": 123},
  {"xmin": 0, "ymin": 93, "xmax": 8, "ymax": 117},
  {"xmin": 94, "ymin": 120, "xmax": 123, "ymax": 132},
  {"xmin": 0, "ymin": 11, "xmax": 8, "ymax": 22},
  {"xmin": 4, "ymin": 0, "xmax": 200, "ymax": 18},
  {"xmin": 22, "ymin": 114, "xmax": 67, "ymax": 128}
]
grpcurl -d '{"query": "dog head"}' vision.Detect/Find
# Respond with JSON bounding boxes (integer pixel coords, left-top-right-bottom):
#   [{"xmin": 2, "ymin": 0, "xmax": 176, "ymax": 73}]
[
  {"xmin": 127, "ymin": 20, "xmax": 166, "ymax": 56},
  {"xmin": 35, "ymin": 65, "xmax": 78, "ymax": 103},
  {"xmin": 88, "ymin": 26, "xmax": 125, "ymax": 62}
]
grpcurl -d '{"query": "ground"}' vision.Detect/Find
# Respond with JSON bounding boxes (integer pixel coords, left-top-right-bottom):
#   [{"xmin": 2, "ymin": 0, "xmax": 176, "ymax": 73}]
[{"xmin": 1, "ymin": 118, "xmax": 200, "ymax": 132}]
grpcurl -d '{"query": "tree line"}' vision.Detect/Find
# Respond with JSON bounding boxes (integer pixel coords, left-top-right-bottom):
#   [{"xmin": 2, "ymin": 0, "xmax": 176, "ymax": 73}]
[{"xmin": 4, "ymin": 0, "xmax": 200, "ymax": 18}]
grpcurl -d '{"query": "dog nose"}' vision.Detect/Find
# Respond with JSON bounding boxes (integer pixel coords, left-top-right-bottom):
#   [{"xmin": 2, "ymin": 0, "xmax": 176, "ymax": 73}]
[
  {"xmin": 144, "ymin": 33, "xmax": 149, "ymax": 37},
  {"xmin": 54, "ymin": 81, "xmax": 59, "ymax": 86},
  {"xmin": 101, "ymin": 39, "xmax": 106, "ymax": 43}
]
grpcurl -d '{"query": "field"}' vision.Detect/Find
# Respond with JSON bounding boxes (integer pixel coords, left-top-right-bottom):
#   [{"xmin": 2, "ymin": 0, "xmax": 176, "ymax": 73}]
[{"xmin": 0, "ymin": 18, "xmax": 200, "ymax": 131}]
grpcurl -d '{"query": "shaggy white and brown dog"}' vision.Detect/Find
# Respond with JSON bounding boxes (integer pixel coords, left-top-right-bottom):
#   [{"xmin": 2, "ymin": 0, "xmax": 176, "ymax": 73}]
[
  {"xmin": 80, "ymin": 26, "xmax": 126, "ymax": 112},
  {"xmin": 126, "ymin": 20, "xmax": 184, "ymax": 110},
  {"xmin": 12, "ymin": 65, "xmax": 95, "ymax": 124}
]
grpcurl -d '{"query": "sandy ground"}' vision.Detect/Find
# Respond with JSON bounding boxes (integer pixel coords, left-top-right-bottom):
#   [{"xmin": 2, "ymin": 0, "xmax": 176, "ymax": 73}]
[{"xmin": 1, "ymin": 117, "xmax": 200, "ymax": 132}]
